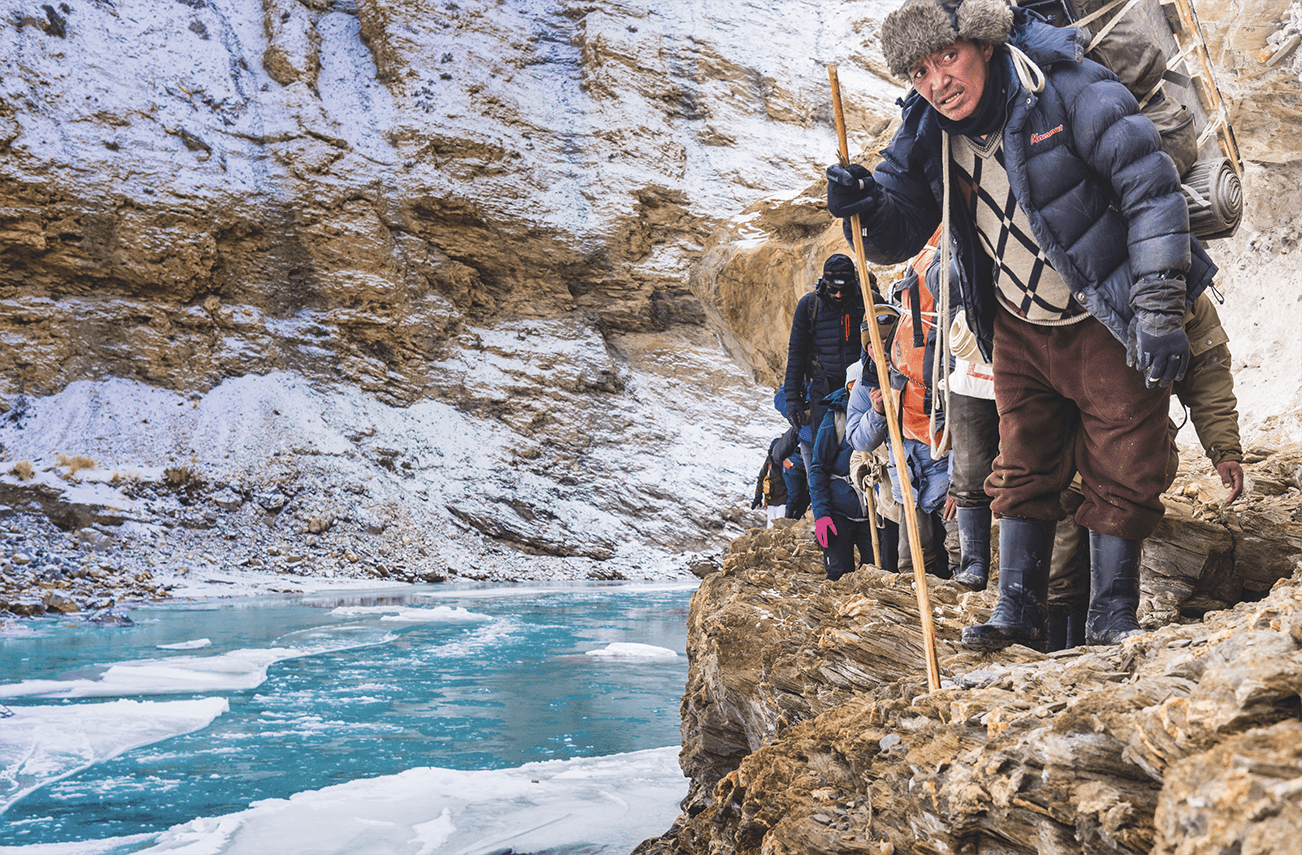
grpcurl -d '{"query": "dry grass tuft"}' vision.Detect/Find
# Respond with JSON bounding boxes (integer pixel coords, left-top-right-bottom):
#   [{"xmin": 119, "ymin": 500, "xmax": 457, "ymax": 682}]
[
  {"xmin": 10, "ymin": 460, "xmax": 34, "ymax": 481},
  {"xmin": 55, "ymin": 452, "xmax": 97, "ymax": 475},
  {"xmin": 164, "ymin": 466, "xmax": 203, "ymax": 490}
]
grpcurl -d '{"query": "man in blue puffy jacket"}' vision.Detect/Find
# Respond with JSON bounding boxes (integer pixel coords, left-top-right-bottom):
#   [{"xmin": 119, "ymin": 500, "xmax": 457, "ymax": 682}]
[
  {"xmin": 783, "ymin": 254, "xmax": 867, "ymax": 491},
  {"xmin": 825, "ymin": 0, "xmax": 1217, "ymax": 650}
]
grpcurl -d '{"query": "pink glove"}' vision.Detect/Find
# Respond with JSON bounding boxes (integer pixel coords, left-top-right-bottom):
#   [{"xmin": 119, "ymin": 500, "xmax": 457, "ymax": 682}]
[{"xmin": 814, "ymin": 516, "xmax": 837, "ymax": 548}]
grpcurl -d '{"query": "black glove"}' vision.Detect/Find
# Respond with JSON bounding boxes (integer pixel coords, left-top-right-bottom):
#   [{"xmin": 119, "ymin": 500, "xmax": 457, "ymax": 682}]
[
  {"xmin": 750, "ymin": 492, "xmax": 763, "ymax": 510},
  {"xmin": 785, "ymin": 400, "xmax": 807, "ymax": 430},
  {"xmin": 1130, "ymin": 273, "xmax": 1190, "ymax": 388},
  {"xmin": 826, "ymin": 163, "xmax": 878, "ymax": 219},
  {"xmin": 1135, "ymin": 323, "xmax": 1190, "ymax": 388}
]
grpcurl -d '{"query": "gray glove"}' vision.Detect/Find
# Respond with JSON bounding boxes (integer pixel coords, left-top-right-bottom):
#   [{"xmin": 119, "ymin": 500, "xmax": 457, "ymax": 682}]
[{"xmin": 1135, "ymin": 323, "xmax": 1189, "ymax": 387}]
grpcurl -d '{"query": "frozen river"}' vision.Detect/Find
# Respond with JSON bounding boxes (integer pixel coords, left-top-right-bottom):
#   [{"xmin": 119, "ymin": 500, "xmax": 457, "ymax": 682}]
[{"xmin": 0, "ymin": 581, "xmax": 695, "ymax": 854}]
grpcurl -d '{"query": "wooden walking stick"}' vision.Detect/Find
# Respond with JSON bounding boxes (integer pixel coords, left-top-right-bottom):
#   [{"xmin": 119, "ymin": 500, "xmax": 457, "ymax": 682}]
[
  {"xmin": 828, "ymin": 64, "xmax": 942, "ymax": 692},
  {"xmin": 863, "ymin": 476, "xmax": 883, "ymax": 568}
]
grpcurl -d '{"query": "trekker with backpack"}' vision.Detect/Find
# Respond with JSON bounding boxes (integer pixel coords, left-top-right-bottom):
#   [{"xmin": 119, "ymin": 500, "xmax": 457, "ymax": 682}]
[
  {"xmin": 782, "ymin": 254, "xmax": 868, "ymax": 492},
  {"xmin": 809, "ymin": 361, "xmax": 876, "ymax": 580},
  {"xmin": 752, "ymin": 434, "xmax": 791, "ymax": 526},
  {"xmin": 847, "ymin": 237, "xmax": 959, "ymax": 580},
  {"xmin": 826, "ymin": 0, "xmax": 1218, "ymax": 651}
]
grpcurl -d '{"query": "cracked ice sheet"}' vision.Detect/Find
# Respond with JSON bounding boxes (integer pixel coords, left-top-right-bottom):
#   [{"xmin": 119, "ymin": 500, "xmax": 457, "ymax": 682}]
[
  {"xmin": 0, "ymin": 623, "xmax": 396, "ymax": 700},
  {"xmin": 0, "ymin": 698, "xmax": 229, "ymax": 817},
  {"xmin": 19, "ymin": 747, "xmax": 686, "ymax": 855}
]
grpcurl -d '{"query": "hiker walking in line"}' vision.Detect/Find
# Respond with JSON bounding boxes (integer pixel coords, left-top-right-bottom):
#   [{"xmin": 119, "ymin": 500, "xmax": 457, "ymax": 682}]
[
  {"xmin": 826, "ymin": 0, "xmax": 1219, "ymax": 650},
  {"xmin": 783, "ymin": 254, "xmax": 867, "ymax": 491},
  {"xmin": 809, "ymin": 362, "xmax": 876, "ymax": 580},
  {"xmin": 752, "ymin": 434, "xmax": 791, "ymax": 526},
  {"xmin": 769, "ymin": 392, "xmax": 812, "ymax": 519},
  {"xmin": 846, "ymin": 240, "xmax": 959, "ymax": 580}
]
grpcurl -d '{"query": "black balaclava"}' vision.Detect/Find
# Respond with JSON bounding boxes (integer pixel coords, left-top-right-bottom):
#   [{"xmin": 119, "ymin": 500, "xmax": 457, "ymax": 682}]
[{"xmin": 936, "ymin": 42, "xmax": 1010, "ymax": 139}]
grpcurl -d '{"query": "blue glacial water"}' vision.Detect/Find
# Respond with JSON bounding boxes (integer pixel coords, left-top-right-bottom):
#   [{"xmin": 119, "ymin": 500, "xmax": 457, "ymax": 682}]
[{"xmin": 0, "ymin": 582, "xmax": 694, "ymax": 853}]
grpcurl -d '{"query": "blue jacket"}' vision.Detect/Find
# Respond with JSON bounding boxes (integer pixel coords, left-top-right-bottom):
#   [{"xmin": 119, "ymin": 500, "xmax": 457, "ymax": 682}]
[
  {"xmin": 809, "ymin": 387, "xmax": 867, "ymax": 521},
  {"xmin": 835, "ymin": 12, "xmax": 1215, "ymax": 361},
  {"xmin": 783, "ymin": 290, "xmax": 866, "ymax": 414},
  {"xmin": 845, "ymin": 381, "xmax": 950, "ymax": 515}
]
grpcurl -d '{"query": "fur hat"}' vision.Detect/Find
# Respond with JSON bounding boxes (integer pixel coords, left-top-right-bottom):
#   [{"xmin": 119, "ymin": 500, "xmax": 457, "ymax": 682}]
[{"xmin": 881, "ymin": 0, "xmax": 1014, "ymax": 80}]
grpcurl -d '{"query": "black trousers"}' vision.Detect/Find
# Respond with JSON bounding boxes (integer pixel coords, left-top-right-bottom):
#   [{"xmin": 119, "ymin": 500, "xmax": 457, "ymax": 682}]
[{"xmin": 822, "ymin": 514, "xmax": 876, "ymax": 581}]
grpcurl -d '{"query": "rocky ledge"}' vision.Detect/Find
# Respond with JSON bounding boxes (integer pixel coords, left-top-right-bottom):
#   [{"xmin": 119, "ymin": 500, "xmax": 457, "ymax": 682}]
[{"xmin": 640, "ymin": 450, "xmax": 1302, "ymax": 855}]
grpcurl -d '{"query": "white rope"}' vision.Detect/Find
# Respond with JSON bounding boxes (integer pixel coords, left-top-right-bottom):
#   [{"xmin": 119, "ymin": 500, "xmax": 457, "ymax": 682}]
[
  {"xmin": 930, "ymin": 132, "xmax": 953, "ymax": 460},
  {"xmin": 1197, "ymin": 110, "xmax": 1228, "ymax": 146},
  {"xmin": 1007, "ymin": 44, "xmax": 1046, "ymax": 94}
]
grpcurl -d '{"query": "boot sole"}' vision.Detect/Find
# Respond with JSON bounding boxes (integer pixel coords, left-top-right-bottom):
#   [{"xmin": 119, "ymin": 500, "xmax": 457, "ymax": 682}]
[
  {"xmin": 961, "ymin": 627, "xmax": 1048, "ymax": 653},
  {"xmin": 951, "ymin": 572, "xmax": 988, "ymax": 591}
]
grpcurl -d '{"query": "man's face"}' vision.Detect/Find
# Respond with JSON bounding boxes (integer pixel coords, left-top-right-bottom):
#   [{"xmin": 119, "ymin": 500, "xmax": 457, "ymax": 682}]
[{"xmin": 909, "ymin": 39, "xmax": 994, "ymax": 122}]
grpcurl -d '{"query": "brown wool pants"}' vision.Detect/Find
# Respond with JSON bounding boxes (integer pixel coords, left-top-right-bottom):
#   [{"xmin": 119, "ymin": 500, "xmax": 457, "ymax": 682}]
[{"xmin": 984, "ymin": 310, "xmax": 1172, "ymax": 542}]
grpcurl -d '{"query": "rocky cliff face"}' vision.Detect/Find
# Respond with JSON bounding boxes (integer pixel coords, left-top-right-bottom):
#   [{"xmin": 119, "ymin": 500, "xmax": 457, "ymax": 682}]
[
  {"xmin": 0, "ymin": 0, "xmax": 887, "ymax": 585},
  {"xmin": 0, "ymin": 0, "xmax": 874, "ymax": 401},
  {"xmin": 640, "ymin": 482, "xmax": 1302, "ymax": 854},
  {"xmin": 3, "ymin": 0, "xmax": 1301, "ymax": 593}
]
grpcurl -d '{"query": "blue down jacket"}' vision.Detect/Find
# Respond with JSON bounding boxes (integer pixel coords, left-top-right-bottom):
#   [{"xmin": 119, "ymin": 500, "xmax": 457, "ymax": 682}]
[
  {"xmin": 809, "ymin": 387, "xmax": 866, "ymax": 521},
  {"xmin": 833, "ymin": 11, "xmax": 1215, "ymax": 361},
  {"xmin": 845, "ymin": 380, "xmax": 949, "ymax": 515},
  {"xmin": 783, "ymin": 290, "xmax": 865, "ymax": 418}
]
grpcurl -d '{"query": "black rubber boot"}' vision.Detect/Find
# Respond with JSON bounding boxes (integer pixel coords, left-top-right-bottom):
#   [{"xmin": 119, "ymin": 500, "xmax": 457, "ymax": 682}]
[
  {"xmin": 960, "ymin": 517, "xmax": 1056, "ymax": 652},
  {"xmin": 1085, "ymin": 531, "xmax": 1145, "ymax": 645},
  {"xmin": 1047, "ymin": 601, "xmax": 1088, "ymax": 651},
  {"xmin": 951, "ymin": 506, "xmax": 991, "ymax": 591},
  {"xmin": 1066, "ymin": 604, "xmax": 1086, "ymax": 649},
  {"xmin": 1047, "ymin": 606, "xmax": 1069, "ymax": 652}
]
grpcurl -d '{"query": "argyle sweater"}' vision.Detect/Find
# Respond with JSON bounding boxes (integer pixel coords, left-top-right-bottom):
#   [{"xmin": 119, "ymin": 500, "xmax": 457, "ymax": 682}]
[{"xmin": 952, "ymin": 133, "xmax": 1090, "ymax": 326}]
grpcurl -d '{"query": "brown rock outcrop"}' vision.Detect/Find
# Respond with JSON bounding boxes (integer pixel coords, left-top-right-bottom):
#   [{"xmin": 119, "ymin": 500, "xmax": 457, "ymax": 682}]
[
  {"xmin": 0, "ymin": 0, "xmax": 872, "ymax": 403},
  {"xmin": 645, "ymin": 452, "xmax": 1302, "ymax": 855}
]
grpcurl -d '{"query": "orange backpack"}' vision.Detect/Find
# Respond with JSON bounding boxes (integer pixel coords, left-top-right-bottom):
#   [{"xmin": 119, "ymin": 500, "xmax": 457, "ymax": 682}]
[{"xmin": 888, "ymin": 227, "xmax": 945, "ymax": 449}]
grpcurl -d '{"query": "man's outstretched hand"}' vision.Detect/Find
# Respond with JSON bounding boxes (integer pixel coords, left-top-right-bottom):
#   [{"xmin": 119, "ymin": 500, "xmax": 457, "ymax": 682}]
[{"xmin": 1216, "ymin": 460, "xmax": 1244, "ymax": 505}]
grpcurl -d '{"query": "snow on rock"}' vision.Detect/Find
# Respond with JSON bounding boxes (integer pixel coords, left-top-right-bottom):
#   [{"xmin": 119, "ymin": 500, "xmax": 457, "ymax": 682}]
[{"xmin": 0, "ymin": 0, "xmax": 1300, "ymax": 609}]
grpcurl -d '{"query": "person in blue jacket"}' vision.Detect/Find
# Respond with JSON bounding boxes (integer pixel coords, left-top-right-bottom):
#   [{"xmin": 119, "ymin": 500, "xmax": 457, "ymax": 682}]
[
  {"xmin": 770, "ymin": 391, "xmax": 810, "ymax": 518},
  {"xmin": 826, "ymin": 0, "xmax": 1218, "ymax": 650},
  {"xmin": 809, "ymin": 362, "xmax": 875, "ymax": 581},
  {"xmin": 845, "ymin": 366, "xmax": 954, "ymax": 579},
  {"xmin": 783, "ymin": 255, "xmax": 867, "ymax": 494}
]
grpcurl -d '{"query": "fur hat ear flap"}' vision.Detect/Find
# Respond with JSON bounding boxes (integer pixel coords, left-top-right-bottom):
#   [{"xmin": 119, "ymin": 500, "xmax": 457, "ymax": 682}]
[{"xmin": 957, "ymin": 0, "xmax": 1014, "ymax": 47}]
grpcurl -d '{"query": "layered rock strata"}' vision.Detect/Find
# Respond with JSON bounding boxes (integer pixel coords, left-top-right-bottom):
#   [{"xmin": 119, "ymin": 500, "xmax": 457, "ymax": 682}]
[{"xmin": 642, "ymin": 459, "xmax": 1302, "ymax": 855}]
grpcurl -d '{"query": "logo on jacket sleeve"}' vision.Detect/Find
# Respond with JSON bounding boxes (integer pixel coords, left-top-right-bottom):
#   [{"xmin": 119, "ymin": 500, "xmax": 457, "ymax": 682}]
[{"xmin": 1030, "ymin": 124, "xmax": 1064, "ymax": 145}]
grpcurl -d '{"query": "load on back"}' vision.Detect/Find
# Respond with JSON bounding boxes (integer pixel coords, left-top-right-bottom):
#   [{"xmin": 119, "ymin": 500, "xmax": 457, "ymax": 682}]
[{"xmin": 1019, "ymin": 0, "xmax": 1244, "ymax": 239}]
